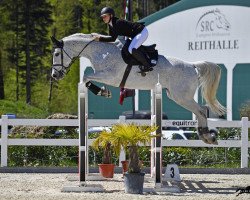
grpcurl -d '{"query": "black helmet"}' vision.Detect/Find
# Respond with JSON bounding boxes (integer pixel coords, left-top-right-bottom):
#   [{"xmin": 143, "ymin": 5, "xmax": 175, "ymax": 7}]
[{"xmin": 100, "ymin": 7, "xmax": 115, "ymax": 17}]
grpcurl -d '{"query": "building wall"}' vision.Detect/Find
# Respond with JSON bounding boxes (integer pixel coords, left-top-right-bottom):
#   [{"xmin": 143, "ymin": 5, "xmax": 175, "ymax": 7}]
[
  {"xmin": 85, "ymin": 0, "xmax": 250, "ymax": 120},
  {"xmin": 142, "ymin": 0, "xmax": 250, "ymax": 120}
]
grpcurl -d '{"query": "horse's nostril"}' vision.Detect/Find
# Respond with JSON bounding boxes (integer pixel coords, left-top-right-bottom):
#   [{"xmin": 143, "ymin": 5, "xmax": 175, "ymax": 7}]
[{"xmin": 52, "ymin": 73, "xmax": 57, "ymax": 78}]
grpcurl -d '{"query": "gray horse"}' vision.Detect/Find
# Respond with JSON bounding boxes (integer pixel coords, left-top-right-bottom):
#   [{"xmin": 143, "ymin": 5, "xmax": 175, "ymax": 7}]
[{"xmin": 51, "ymin": 33, "xmax": 226, "ymax": 144}]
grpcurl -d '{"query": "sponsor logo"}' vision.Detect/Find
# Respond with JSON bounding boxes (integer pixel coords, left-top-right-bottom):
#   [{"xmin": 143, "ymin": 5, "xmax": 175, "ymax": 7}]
[
  {"xmin": 196, "ymin": 8, "xmax": 230, "ymax": 36},
  {"xmin": 165, "ymin": 120, "xmax": 198, "ymax": 127},
  {"xmin": 188, "ymin": 8, "xmax": 239, "ymax": 51}
]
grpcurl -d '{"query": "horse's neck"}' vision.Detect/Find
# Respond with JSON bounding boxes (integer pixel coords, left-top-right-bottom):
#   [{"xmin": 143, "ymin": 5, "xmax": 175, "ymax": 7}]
[{"xmin": 81, "ymin": 41, "xmax": 122, "ymax": 70}]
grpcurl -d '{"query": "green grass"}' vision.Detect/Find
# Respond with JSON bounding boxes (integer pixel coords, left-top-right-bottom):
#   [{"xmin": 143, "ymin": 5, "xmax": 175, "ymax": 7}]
[
  {"xmin": 0, "ymin": 100, "xmax": 48, "ymax": 118},
  {"xmin": 179, "ymin": 162, "xmax": 241, "ymax": 168}
]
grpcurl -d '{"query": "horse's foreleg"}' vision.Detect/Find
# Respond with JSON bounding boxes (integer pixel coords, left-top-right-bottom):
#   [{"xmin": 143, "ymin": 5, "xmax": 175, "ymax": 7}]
[
  {"xmin": 85, "ymin": 81, "xmax": 101, "ymax": 95},
  {"xmin": 82, "ymin": 70, "xmax": 112, "ymax": 98},
  {"xmin": 85, "ymin": 81, "xmax": 112, "ymax": 98}
]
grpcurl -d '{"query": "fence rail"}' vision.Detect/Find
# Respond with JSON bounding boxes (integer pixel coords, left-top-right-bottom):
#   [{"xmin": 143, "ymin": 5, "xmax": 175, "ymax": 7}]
[{"xmin": 0, "ymin": 115, "xmax": 249, "ymax": 168}]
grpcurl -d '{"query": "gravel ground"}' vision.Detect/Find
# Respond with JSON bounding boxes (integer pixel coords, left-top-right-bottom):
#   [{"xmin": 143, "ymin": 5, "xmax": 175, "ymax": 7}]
[{"xmin": 0, "ymin": 173, "xmax": 249, "ymax": 200}]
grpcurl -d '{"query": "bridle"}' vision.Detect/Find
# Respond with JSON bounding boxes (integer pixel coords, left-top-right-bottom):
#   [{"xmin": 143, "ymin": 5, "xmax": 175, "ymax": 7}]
[{"xmin": 52, "ymin": 39, "xmax": 94, "ymax": 77}]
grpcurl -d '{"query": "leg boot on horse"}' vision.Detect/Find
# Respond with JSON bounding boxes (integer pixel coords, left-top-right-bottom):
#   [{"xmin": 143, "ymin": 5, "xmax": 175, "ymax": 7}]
[{"xmin": 86, "ymin": 81, "xmax": 111, "ymax": 98}]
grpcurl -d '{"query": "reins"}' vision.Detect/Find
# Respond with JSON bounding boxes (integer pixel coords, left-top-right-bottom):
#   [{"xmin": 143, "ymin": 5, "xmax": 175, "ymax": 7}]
[{"xmin": 52, "ymin": 39, "xmax": 94, "ymax": 77}]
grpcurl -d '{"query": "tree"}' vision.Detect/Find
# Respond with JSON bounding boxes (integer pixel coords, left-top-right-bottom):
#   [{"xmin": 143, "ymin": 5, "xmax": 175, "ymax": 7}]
[
  {"xmin": 4, "ymin": 0, "xmax": 53, "ymax": 104},
  {"xmin": 0, "ymin": 0, "xmax": 180, "ymax": 115},
  {"xmin": 0, "ymin": 1, "xmax": 13, "ymax": 100},
  {"xmin": 0, "ymin": 49, "xmax": 4, "ymax": 99}
]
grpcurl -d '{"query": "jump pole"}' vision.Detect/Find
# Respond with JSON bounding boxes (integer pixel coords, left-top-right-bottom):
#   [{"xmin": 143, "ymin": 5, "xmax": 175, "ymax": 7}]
[
  {"xmin": 154, "ymin": 82, "xmax": 162, "ymax": 187},
  {"xmin": 78, "ymin": 82, "xmax": 87, "ymax": 184},
  {"xmin": 150, "ymin": 89, "xmax": 155, "ymax": 177},
  {"xmin": 61, "ymin": 82, "xmax": 104, "ymax": 192},
  {"xmin": 148, "ymin": 82, "xmax": 180, "ymax": 192}
]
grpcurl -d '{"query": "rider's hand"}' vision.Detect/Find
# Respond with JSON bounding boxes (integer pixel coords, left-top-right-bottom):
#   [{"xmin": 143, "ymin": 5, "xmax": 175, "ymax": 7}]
[{"xmin": 94, "ymin": 35, "xmax": 100, "ymax": 41}]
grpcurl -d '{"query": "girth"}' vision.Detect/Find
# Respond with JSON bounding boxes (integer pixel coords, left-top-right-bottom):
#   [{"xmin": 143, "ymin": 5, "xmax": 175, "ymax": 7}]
[{"xmin": 119, "ymin": 64, "xmax": 132, "ymax": 88}]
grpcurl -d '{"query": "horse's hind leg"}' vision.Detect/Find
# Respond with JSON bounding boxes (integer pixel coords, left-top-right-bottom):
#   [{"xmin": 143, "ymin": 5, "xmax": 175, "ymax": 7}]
[{"xmin": 168, "ymin": 92, "xmax": 218, "ymax": 144}]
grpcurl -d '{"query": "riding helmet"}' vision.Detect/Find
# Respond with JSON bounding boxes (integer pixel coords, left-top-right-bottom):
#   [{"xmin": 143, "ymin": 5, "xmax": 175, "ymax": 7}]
[{"xmin": 100, "ymin": 7, "xmax": 115, "ymax": 17}]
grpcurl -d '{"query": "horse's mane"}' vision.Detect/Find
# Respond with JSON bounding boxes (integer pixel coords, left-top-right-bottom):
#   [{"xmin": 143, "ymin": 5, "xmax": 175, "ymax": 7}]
[
  {"xmin": 63, "ymin": 33, "xmax": 124, "ymax": 51},
  {"xmin": 63, "ymin": 33, "xmax": 94, "ymax": 40}
]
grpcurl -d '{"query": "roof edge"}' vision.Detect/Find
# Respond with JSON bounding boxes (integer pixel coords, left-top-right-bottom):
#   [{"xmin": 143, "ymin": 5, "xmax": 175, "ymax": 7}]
[{"xmin": 141, "ymin": 0, "xmax": 250, "ymax": 26}]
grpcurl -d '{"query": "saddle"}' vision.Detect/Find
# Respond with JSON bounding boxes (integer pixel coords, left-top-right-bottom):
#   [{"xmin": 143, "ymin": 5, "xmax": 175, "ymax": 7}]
[
  {"xmin": 119, "ymin": 39, "xmax": 158, "ymax": 87},
  {"xmin": 121, "ymin": 39, "xmax": 158, "ymax": 70}
]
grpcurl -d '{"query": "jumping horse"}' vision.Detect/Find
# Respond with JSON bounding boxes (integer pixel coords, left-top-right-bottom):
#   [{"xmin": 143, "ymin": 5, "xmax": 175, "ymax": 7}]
[{"xmin": 51, "ymin": 33, "xmax": 226, "ymax": 144}]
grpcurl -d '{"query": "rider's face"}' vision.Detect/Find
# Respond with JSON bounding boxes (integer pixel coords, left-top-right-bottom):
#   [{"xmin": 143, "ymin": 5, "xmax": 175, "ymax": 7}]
[{"xmin": 101, "ymin": 14, "xmax": 111, "ymax": 24}]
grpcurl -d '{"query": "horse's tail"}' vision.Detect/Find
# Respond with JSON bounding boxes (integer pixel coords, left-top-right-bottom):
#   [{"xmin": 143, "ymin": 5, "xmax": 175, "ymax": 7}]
[{"xmin": 193, "ymin": 61, "xmax": 226, "ymax": 116}]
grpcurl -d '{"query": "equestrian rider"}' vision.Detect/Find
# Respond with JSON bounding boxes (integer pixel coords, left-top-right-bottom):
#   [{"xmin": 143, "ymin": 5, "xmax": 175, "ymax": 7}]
[{"xmin": 94, "ymin": 7, "xmax": 153, "ymax": 73}]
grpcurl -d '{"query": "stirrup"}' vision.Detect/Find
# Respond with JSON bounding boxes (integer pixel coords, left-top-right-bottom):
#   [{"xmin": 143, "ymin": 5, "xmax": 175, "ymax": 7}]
[
  {"xmin": 140, "ymin": 65, "xmax": 153, "ymax": 72},
  {"xmin": 137, "ymin": 65, "xmax": 153, "ymax": 76},
  {"xmin": 98, "ymin": 86, "xmax": 112, "ymax": 98}
]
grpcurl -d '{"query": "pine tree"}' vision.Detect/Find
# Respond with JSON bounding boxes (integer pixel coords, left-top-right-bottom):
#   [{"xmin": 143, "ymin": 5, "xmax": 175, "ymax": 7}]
[
  {"xmin": 4, "ymin": 0, "xmax": 53, "ymax": 104},
  {"xmin": 0, "ymin": 49, "xmax": 4, "ymax": 99},
  {"xmin": 0, "ymin": 1, "xmax": 13, "ymax": 100}
]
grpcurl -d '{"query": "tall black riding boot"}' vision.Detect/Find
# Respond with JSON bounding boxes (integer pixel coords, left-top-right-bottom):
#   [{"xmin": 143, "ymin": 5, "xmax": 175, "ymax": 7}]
[{"xmin": 132, "ymin": 48, "xmax": 153, "ymax": 72}]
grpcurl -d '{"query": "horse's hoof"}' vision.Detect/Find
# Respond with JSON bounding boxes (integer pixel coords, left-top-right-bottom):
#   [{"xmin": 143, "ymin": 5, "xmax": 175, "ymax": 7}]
[
  {"xmin": 198, "ymin": 134, "xmax": 210, "ymax": 144},
  {"xmin": 102, "ymin": 90, "xmax": 112, "ymax": 98},
  {"xmin": 209, "ymin": 129, "xmax": 218, "ymax": 145},
  {"xmin": 100, "ymin": 86, "xmax": 112, "ymax": 98},
  {"xmin": 198, "ymin": 127, "xmax": 218, "ymax": 144},
  {"xmin": 202, "ymin": 132, "xmax": 218, "ymax": 145}
]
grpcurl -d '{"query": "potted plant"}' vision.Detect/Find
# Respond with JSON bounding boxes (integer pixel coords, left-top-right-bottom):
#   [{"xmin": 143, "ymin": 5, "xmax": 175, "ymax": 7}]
[
  {"xmin": 91, "ymin": 129, "xmax": 115, "ymax": 178},
  {"xmin": 111, "ymin": 123, "xmax": 158, "ymax": 194}
]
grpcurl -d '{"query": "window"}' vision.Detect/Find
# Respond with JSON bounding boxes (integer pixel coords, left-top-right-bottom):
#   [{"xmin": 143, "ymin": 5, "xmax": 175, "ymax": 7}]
[{"xmin": 172, "ymin": 133, "xmax": 184, "ymax": 140}]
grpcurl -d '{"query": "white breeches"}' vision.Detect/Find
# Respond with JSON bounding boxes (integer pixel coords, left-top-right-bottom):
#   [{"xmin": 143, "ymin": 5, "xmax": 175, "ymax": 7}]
[{"xmin": 128, "ymin": 27, "xmax": 148, "ymax": 54}]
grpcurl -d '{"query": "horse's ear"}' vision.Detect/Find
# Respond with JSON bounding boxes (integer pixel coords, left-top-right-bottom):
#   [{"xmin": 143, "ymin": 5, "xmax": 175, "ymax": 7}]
[
  {"xmin": 51, "ymin": 36, "xmax": 57, "ymax": 44},
  {"xmin": 51, "ymin": 36, "xmax": 63, "ymax": 48}
]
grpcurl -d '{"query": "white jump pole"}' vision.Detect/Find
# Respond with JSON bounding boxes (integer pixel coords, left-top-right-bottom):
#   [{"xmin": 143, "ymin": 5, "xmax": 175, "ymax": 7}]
[
  {"xmin": 149, "ymin": 82, "xmax": 180, "ymax": 192},
  {"xmin": 78, "ymin": 82, "xmax": 88, "ymax": 185},
  {"xmin": 62, "ymin": 62, "xmax": 104, "ymax": 192},
  {"xmin": 154, "ymin": 82, "xmax": 162, "ymax": 187},
  {"xmin": 150, "ymin": 89, "xmax": 155, "ymax": 177}
]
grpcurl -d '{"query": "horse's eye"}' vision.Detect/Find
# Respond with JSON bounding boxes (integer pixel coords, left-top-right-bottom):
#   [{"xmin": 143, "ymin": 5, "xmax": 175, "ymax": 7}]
[{"xmin": 55, "ymin": 52, "xmax": 60, "ymax": 57}]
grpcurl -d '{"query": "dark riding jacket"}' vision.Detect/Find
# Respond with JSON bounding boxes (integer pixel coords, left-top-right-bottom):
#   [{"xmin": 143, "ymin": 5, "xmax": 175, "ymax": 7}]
[{"xmin": 99, "ymin": 17, "xmax": 145, "ymax": 42}]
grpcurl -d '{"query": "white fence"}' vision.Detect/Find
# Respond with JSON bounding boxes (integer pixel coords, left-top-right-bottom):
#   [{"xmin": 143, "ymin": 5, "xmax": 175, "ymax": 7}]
[{"xmin": 0, "ymin": 115, "xmax": 249, "ymax": 168}]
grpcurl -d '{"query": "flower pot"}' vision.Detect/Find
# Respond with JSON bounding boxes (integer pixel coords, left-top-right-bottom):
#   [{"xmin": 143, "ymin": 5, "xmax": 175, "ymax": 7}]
[
  {"xmin": 98, "ymin": 164, "xmax": 115, "ymax": 178},
  {"xmin": 121, "ymin": 160, "xmax": 143, "ymax": 176},
  {"xmin": 124, "ymin": 172, "xmax": 145, "ymax": 194},
  {"xmin": 121, "ymin": 160, "xmax": 129, "ymax": 177}
]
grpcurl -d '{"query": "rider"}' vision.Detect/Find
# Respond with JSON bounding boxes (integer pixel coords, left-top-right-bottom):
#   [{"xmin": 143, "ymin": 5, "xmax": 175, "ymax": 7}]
[{"xmin": 94, "ymin": 7, "xmax": 153, "ymax": 73}]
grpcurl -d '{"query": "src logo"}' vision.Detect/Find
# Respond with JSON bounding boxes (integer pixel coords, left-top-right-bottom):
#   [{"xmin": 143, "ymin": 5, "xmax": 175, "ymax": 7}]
[{"xmin": 196, "ymin": 8, "xmax": 231, "ymax": 32}]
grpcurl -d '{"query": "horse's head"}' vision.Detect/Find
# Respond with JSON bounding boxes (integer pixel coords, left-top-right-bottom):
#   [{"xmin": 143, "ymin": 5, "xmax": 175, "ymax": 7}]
[
  {"xmin": 214, "ymin": 9, "xmax": 230, "ymax": 30},
  {"xmin": 51, "ymin": 36, "xmax": 72, "ymax": 80},
  {"xmin": 51, "ymin": 34, "xmax": 95, "ymax": 80}
]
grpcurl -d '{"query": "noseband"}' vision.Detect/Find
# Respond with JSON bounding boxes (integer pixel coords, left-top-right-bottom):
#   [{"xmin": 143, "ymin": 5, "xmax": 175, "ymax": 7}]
[{"xmin": 52, "ymin": 40, "xmax": 94, "ymax": 77}]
